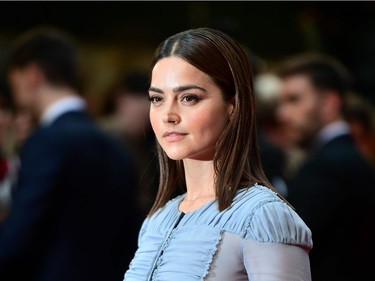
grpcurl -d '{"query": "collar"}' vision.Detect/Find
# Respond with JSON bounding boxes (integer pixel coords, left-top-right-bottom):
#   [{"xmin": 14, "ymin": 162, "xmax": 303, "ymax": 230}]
[
  {"xmin": 315, "ymin": 120, "xmax": 350, "ymax": 148},
  {"xmin": 40, "ymin": 96, "xmax": 86, "ymax": 127}
]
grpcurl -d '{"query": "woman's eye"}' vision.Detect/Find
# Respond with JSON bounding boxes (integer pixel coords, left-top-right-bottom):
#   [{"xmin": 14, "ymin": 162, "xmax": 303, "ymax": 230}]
[
  {"xmin": 149, "ymin": 96, "xmax": 163, "ymax": 104},
  {"xmin": 181, "ymin": 95, "xmax": 199, "ymax": 103}
]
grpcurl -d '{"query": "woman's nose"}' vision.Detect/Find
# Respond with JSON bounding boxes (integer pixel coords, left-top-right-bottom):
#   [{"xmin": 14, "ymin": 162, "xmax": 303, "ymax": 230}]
[
  {"xmin": 162, "ymin": 101, "xmax": 181, "ymax": 124},
  {"xmin": 162, "ymin": 112, "xmax": 181, "ymax": 124}
]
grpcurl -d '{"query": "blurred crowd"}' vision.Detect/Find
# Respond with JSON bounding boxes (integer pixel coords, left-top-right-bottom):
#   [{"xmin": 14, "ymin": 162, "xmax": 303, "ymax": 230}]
[
  {"xmin": 0, "ymin": 26, "xmax": 374, "ymax": 281},
  {"xmin": 254, "ymin": 53, "xmax": 375, "ymax": 280}
]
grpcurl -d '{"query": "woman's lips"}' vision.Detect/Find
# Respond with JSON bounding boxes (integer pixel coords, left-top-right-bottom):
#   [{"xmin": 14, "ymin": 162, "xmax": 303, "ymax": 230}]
[{"xmin": 162, "ymin": 131, "xmax": 188, "ymax": 142}]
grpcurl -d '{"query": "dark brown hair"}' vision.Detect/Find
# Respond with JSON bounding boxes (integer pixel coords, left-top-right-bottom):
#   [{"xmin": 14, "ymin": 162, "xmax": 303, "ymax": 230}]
[
  {"xmin": 148, "ymin": 27, "xmax": 272, "ymax": 216},
  {"xmin": 7, "ymin": 26, "xmax": 81, "ymax": 92},
  {"xmin": 277, "ymin": 53, "xmax": 352, "ymax": 98}
]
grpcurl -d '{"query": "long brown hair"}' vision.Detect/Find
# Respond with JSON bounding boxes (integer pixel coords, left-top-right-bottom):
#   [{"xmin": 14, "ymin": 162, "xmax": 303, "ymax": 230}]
[{"xmin": 148, "ymin": 27, "xmax": 272, "ymax": 216}]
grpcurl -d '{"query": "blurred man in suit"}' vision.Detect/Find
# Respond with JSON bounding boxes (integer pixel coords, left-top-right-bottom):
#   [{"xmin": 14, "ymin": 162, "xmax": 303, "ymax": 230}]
[
  {"xmin": 0, "ymin": 27, "xmax": 141, "ymax": 281},
  {"xmin": 276, "ymin": 53, "xmax": 375, "ymax": 281}
]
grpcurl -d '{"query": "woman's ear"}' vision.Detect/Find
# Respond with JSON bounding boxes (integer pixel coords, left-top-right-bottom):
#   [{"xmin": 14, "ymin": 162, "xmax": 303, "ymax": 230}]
[{"xmin": 227, "ymin": 97, "xmax": 235, "ymax": 120}]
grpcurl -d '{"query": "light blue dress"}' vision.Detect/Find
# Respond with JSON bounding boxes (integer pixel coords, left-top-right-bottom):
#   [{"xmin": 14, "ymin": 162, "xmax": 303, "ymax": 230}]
[{"xmin": 124, "ymin": 184, "xmax": 313, "ymax": 281}]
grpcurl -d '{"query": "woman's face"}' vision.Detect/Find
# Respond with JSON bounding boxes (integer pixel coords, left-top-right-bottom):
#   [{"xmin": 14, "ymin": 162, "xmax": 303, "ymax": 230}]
[{"xmin": 149, "ymin": 56, "xmax": 233, "ymax": 161}]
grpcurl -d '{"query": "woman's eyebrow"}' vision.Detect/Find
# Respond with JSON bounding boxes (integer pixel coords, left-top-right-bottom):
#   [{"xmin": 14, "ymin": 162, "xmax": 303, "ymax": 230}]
[
  {"xmin": 149, "ymin": 84, "xmax": 207, "ymax": 94},
  {"xmin": 148, "ymin": 86, "xmax": 163, "ymax": 93},
  {"xmin": 173, "ymin": 84, "xmax": 207, "ymax": 93}
]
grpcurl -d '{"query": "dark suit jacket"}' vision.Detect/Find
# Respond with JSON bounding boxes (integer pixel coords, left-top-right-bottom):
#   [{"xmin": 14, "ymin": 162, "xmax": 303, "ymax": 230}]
[
  {"xmin": 0, "ymin": 111, "xmax": 143, "ymax": 281},
  {"xmin": 286, "ymin": 134, "xmax": 375, "ymax": 281}
]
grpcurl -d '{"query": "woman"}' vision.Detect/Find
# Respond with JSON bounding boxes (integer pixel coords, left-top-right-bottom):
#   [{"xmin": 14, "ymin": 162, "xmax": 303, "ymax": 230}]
[{"xmin": 124, "ymin": 27, "xmax": 312, "ymax": 281}]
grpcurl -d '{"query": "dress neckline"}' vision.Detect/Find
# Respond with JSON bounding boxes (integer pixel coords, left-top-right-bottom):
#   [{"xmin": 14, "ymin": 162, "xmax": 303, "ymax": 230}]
[{"xmin": 177, "ymin": 194, "xmax": 217, "ymax": 215}]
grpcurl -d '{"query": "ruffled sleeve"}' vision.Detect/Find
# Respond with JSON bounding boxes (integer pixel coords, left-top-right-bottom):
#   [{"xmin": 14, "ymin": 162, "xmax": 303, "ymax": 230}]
[
  {"xmin": 242, "ymin": 201, "xmax": 313, "ymax": 281},
  {"xmin": 243, "ymin": 200, "xmax": 313, "ymax": 249}
]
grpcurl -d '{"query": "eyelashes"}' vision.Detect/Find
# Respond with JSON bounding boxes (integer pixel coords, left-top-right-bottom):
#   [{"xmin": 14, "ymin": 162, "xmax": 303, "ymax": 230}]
[
  {"xmin": 181, "ymin": 94, "xmax": 199, "ymax": 103},
  {"xmin": 148, "ymin": 94, "xmax": 200, "ymax": 105},
  {"xmin": 148, "ymin": 96, "xmax": 162, "ymax": 103}
]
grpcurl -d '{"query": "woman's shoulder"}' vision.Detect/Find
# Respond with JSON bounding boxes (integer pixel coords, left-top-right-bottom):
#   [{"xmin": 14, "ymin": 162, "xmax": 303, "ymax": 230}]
[
  {"xmin": 234, "ymin": 183, "xmax": 282, "ymax": 202},
  {"xmin": 229, "ymin": 183, "xmax": 285, "ymax": 215},
  {"xmin": 234, "ymin": 184, "xmax": 312, "ymax": 249}
]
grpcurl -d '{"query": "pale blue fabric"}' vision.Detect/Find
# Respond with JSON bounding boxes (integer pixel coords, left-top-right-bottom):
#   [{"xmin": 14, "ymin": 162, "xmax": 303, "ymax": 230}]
[{"xmin": 124, "ymin": 184, "xmax": 313, "ymax": 281}]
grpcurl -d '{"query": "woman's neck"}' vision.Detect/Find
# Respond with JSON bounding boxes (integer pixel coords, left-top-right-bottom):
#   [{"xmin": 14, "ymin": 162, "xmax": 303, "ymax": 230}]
[
  {"xmin": 182, "ymin": 159, "xmax": 216, "ymax": 200},
  {"xmin": 179, "ymin": 159, "xmax": 216, "ymax": 213}
]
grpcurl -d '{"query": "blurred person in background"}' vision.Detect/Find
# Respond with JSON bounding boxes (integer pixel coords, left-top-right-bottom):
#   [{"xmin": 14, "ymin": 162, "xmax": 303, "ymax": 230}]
[
  {"xmin": 276, "ymin": 53, "xmax": 375, "ymax": 281},
  {"xmin": 0, "ymin": 27, "xmax": 140, "ymax": 281},
  {"xmin": 0, "ymin": 106, "xmax": 36, "ymax": 226},
  {"xmin": 254, "ymin": 72, "xmax": 289, "ymax": 197},
  {"xmin": 0, "ymin": 85, "xmax": 14, "ymax": 224},
  {"xmin": 0, "ymin": 84, "xmax": 36, "ymax": 225},
  {"xmin": 345, "ymin": 92, "xmax": 375, "ymax": 167},
  {"xmin": 101, "ymin": 71, "xmax": 158, "ymax": 217}
]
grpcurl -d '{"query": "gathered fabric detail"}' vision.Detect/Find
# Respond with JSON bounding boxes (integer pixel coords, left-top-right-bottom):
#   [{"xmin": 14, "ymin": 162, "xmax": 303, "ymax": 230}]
[
  {"xmin": 151, "ymin": 226, "xmax": 222, "ymax": 280},
  {"xmin": 124, "ymin": 184, "xmax": 313, "ymax": 281},
  {"xmin": 201, "ymin": 230, "xmax": 223, "ymax": 280},
  {"xmin": 242, "ymin": 198, "xmax": 313, "ymax": 249}
]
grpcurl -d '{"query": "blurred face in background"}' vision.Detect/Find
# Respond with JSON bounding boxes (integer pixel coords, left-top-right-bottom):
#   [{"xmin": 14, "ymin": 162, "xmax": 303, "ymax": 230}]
[
  {"xmin": 8, "ymin": 66, "xmax": 38, "ymax": 112},
  {"xmin": 277, "ymin": 74, "xmax": 324, "ymax": 148},
  {"xmin": 115, "ymin": 92, "xmax": 150, "ymax": 137},
  {"xmin": 149, "ymin": 56, "xmax": 233, "ymax": 161}
]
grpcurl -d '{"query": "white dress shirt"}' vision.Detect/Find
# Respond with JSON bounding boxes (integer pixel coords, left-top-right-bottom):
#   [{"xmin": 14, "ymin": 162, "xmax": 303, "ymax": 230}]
[{"xmin": 40, "ymin": 96, "xmax": 86, "ymax": 127}]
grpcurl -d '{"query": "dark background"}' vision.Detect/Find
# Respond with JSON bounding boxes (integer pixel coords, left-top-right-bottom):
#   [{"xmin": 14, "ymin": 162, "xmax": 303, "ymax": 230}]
[{"xmin": 0, "ymin": 1, "xmax": 374, "ymax": 114}]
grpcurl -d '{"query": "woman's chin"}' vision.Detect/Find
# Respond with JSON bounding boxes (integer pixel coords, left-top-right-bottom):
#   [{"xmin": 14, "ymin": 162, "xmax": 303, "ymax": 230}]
[{"xmin": 165, "ymin": 153, "xmax": 185, "ymax": 161}]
